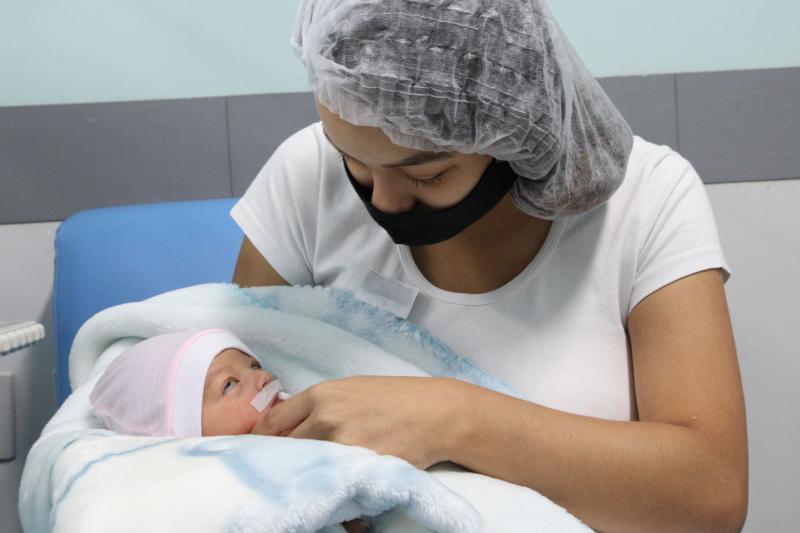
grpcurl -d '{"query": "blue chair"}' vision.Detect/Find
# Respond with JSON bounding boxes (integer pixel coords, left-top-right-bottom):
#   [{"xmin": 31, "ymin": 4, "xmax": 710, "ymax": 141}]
[{"xmin": 53, "ymin": 198, "xmax": 242, "ymax": 404}]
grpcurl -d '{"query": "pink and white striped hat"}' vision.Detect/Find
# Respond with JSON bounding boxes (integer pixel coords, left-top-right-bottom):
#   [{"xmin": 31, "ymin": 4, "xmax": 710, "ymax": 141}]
[{"xmin": 90, "ymin": 329, "xmax": 256, "ymax": 437}]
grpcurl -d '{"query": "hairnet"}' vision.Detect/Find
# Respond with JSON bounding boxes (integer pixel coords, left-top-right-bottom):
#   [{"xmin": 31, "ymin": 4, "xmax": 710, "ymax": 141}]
[{"xmin": 292, "ymin": 0, "xmax": 633, "ymax": 218}]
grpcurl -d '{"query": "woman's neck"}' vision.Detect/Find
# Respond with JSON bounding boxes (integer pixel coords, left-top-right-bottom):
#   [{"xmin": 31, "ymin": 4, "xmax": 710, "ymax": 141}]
[{"xmin": 410, "ymin": 194, "xmax": 552, "ymax": 293}]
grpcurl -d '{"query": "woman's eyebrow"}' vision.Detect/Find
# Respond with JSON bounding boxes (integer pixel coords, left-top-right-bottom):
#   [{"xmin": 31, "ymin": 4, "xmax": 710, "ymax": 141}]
[
  {"xmin": 321, "ymin": 128, "xmax": 452, "ymax": 167},
  {"xmin": 387, "ymin": 151, "xmax": 453, "ymax": 167}
]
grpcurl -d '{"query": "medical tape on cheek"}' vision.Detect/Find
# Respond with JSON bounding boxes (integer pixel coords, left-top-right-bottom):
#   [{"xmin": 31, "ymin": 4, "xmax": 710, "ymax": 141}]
[
  {"xmin": 250, "ymin": 380, "xmax": 293, "ymax": 413},
  {"xmin": 251, "ymin": 380, "xmax": 282, "ymax": 412}
]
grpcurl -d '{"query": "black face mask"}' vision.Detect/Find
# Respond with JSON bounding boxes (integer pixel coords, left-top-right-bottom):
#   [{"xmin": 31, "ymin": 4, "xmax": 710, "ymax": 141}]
[{"xmin": 344, "ymin": 158, "xmax": 518, "ymax": 246}]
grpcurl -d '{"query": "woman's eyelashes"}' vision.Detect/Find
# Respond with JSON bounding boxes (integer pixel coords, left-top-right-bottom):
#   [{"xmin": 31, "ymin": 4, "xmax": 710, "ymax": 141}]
[
  {"xmin": 339, "ymin": 153, "xmax": 445, "ymax": 186},
  {"xmin": 407, "ymin": 173, "xmax": 444, "ymax": 186}
]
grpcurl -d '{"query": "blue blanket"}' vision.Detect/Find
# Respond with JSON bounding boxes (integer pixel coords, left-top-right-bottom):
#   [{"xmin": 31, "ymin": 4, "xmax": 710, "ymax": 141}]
[{"xmin": 20, "ymin": 283, "xmax": 588, "ymax": 532}]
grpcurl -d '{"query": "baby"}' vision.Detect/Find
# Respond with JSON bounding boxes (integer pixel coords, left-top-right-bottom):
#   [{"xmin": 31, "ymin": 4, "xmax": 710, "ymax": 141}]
[
  {"xmin": 90, "ymin": 329, "xmax": 371, "ymax": 532},
  {"xmin": 90, "ymin": 329, "xmax": 289, "ymax": 437}
]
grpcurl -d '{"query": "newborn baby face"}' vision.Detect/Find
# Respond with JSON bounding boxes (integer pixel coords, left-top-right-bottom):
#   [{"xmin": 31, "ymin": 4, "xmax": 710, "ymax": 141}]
[{"xmin": 201, "ymin": 348, "xmax": 280, "ymax": 436}]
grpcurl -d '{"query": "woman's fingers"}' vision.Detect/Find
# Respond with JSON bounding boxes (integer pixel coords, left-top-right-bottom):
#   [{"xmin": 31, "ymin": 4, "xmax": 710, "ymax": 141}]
[
  {"xmin": 251, "ymin": 393, "xmax": 312, "ymax": 437},
  {"xmin": 284, "ymin": 416, "xmax": 322, "ymax": 440},
  {"xmin": 250, "ymin": 377, "xmax": 460, "ymax": 469}
]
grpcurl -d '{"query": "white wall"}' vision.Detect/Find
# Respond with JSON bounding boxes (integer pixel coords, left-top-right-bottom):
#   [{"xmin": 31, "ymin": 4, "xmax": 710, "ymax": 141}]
[
  {"xmin": 0, "ymin": 222, "xmax": 58, "ymax": 533},
  {"xmin": 1, "ymin": 180, "xmax": 798, "ymax": 531},
  {"xmin": 705, "ymin": 179, "xmax": 800, "ymax": 530},
  {"xmin": 1, "ymin": 0, "xmax": 799, "ymax": 107}
]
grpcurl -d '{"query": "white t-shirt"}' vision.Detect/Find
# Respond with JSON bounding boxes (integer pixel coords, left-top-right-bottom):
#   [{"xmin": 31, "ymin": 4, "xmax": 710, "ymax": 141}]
[{"xmin": 231, "ymin": 122, "xmax": 729, "ymax": 422}]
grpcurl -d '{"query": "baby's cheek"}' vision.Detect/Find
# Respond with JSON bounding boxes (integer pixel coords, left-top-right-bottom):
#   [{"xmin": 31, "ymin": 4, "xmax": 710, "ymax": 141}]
[
  {"xmin": 246, "ymin": 408, "xmax": 263, "ymax": 433},
  {"xmin": 234, "ymin": 402, "xmax": 263, "ymax": 434},
  {"xmin": 203, "ymin": 402, "xmax": 259, "ymax": 436}
]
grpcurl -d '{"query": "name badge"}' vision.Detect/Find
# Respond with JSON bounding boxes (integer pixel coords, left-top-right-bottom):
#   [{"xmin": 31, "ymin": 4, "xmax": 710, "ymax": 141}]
[{"xmin": 355, "ymin": 270, "xmax": 419, "ymax": 319}]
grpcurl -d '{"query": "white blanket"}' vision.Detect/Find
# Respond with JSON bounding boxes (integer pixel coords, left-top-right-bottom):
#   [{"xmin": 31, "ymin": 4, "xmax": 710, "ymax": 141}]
[{"xmin": 19, "ymin": 283, "xmax": 589, "ymax": 532}]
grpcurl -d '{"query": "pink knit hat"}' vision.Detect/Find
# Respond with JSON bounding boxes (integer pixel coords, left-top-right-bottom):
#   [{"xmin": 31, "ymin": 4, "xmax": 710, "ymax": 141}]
[{"xmin": 90, "ymin": 329, "xmax": 256, "ymax": 437}]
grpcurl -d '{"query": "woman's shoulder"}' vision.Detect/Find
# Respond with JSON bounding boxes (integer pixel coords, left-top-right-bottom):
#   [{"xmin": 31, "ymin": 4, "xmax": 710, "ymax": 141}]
[
  {"xmin": 610, "ymin": 136, "xmax": 704, "ymax": 209},
  {"xmin": 630, "ymin": 136, "xmax": 699, "ymax": 185},
  {"xmin": 267, "ymin": 121, "xmax": 327, "ymax": 169},
  {"xmin": 246, "ymin": 121, "xmax": 344, "ymax": 198},
  {"xmin": 242, "ymin": 119, "xmax": 369, "ymax": 225},
  {"xmin": 569, "ymin": 135, "xmax": 715, "ymax": 263},
  {"xmin": 282, "ymin": 120, "xmax": 326, "ymax": 147}
]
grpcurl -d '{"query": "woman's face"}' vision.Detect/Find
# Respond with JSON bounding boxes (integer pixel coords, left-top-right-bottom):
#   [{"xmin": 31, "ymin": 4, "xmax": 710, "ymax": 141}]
[
  {"xmin": 317, "ymin": 103, "xmax": 493, "ymax": 215},
  {"xmin": 201, "ymin": 348, "xmax": 279, "ymax": 436}
]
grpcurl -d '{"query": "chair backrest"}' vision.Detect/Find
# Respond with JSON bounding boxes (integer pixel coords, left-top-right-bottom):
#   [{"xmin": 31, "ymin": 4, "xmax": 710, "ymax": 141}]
[{"xmin": 53, "ymin": 197, "xmax": 241, "ymax": 403}]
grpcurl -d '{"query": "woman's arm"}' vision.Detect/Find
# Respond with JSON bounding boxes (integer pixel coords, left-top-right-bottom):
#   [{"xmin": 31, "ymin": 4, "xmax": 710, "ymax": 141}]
[
  {"xmin": 254, "ymin": 268, "xmax": 748, "ymax": 532},
  {"xmin": 232, "ymin": 237, "xmax": 289, "ymax": 287},
  {"xmin": 445, "ymin": 268, "xmax": 748, "ymax": 532}
]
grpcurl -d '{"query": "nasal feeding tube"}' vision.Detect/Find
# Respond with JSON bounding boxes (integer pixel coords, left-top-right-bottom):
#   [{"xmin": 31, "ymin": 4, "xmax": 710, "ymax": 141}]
[{"xmin": 250, "ymin": 380, "xmax": 291, "ymax": 413}]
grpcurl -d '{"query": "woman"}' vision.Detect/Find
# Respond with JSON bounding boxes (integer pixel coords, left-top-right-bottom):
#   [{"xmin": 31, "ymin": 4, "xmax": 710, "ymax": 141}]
[{"xmin": 231, "ymin": 0, "xmax": 748, "ymax": 530}]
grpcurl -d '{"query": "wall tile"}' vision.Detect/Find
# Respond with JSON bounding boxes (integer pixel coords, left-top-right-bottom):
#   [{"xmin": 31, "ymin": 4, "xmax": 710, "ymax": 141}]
[
  {"xmin": 677, "ymin": 67, "xmax": 800, "ymax": 183},
  {"xmin": 2, "ymin": 68, "xmax": 797, "ymax": 224},
  {"xmin": 227, "ymin": 92, "xmax": 319, "ymax": 196},
  {"xmin": 0, "ymin": 98, "xmax": 231, "ymax": 223},
  {"xmin": 599, "ymin": 74, "xmax": 679, "ymax": 151}
]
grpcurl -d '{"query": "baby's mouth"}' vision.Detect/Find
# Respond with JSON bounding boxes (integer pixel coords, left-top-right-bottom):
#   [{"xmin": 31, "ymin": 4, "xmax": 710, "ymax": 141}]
[
  {"xmin": 250, "ymin": 380, "xmax": 284, "ymax": 413},
  {"xmin": 268, "ymin": 393, "xmax": 283, "ymax": 409}
]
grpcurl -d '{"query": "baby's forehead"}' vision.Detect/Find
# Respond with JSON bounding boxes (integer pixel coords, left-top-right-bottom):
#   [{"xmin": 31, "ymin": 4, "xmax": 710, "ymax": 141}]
[
  {"xmin": 204, "ymin": 348, "xmax": 259, "ymax": 392},
  {"xmin": 210, "ymin": 348, "xmax": 256, "ymax": 368}
]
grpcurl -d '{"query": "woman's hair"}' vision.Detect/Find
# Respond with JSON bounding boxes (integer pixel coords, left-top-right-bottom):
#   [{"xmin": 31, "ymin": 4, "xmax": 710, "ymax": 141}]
[{"xmin": 293, "ymin": 0, "xmax": 633, "ymax": 218}]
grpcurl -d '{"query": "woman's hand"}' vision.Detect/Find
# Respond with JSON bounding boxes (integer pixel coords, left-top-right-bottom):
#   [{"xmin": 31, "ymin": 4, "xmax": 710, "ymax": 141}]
[{"xmin": 250, "ymin": 376, "xmax": 470, "ymax": 469}]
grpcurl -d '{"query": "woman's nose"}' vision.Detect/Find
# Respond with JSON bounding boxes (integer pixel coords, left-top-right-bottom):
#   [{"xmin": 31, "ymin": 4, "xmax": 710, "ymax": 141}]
[{"xmin": 370, "ymin": 173, "xmax": 415, "ymax": 214}]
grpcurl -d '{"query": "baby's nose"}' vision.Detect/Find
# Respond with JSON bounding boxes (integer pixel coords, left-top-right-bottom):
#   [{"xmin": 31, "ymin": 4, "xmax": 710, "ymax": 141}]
[{"xmin": 255, "ymin": 369, "xmax": 273, "ymax": 389}]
